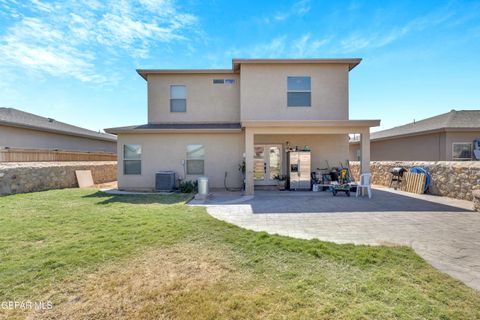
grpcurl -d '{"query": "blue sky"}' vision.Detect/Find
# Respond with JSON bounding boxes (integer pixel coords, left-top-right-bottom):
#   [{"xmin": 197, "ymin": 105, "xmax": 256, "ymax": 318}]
[{"xmin": 0, "ymin": 0, "xmax": 479, "ymax": 132}]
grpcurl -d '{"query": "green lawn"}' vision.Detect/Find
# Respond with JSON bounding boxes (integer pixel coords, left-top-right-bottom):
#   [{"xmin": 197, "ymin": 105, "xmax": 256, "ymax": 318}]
[{"xmin": 0, "ymin": 189, "xmax": 479, "ymax": 319}]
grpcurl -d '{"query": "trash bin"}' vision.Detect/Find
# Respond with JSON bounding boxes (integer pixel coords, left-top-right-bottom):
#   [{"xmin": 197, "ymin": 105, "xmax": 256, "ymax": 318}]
[{"xmin": 197, "ymin": 176, "xmax": 209, "ymax": 196}]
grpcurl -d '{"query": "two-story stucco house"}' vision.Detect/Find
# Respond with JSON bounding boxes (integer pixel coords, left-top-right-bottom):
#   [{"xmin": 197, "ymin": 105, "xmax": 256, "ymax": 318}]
[{"xmin": 105, "ymin": 59, "xmax": 380, "ymax": 195}]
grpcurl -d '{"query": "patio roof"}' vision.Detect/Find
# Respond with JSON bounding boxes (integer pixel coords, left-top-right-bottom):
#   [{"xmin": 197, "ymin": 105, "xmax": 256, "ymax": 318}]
[
  {"xmin": 242, "ymin": 120, "xmax": 380, "ymax": 128},
  {"xmin": 105, "ymin": 122, "xmax": 242, "ymax": 134}
]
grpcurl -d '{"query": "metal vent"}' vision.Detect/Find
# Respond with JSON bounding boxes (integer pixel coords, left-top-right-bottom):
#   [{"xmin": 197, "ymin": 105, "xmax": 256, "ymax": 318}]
[{"xmin": 155, "ymin": 171, "xmax": 176, "ymax": 192}]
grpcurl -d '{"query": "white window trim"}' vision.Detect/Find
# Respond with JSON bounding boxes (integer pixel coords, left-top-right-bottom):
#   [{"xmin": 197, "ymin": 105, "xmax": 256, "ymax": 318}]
[
  {"xmin": 123, "ymin": 144, "xmax": 142, "ymax": 175},
  {"xmin": 452, "ymin": 142, "xmax": 473, "ymax": 160},
  {"xmin": 287, "ymin": 76, "xmax": 311, "ymax": 107},
  {"xmin": 170, "ymin": 84, "xmax": 187, "ymax": 113}
]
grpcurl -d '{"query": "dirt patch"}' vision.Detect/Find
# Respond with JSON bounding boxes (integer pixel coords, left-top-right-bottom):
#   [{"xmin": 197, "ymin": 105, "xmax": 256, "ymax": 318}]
[
  {"xmin": 95, "ymin": 180, "xmax": 117, "ymax": 189},
  {"xmin": 29, "ymin": 243, "xmax": 237, "ymax": 320}
]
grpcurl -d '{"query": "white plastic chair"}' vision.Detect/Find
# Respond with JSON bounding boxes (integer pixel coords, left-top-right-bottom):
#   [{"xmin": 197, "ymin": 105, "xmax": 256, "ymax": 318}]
[{"xmin": 356, "ymin": 173, "xmax": 372, "ymax": 198}]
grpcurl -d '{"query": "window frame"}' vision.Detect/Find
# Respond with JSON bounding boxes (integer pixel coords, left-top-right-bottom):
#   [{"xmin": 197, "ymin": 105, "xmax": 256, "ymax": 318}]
[
  {"xmin": 123, "ymin": 144, "xmax": 142, "ymax": 175},
  {"xmin": 212, "ymin": 78, "xmax": 236, "ymax": 84},
  {"xmin": 186, "ymin": 144, "xmax": 205, "ymax": 175},
  {"xmin": 170, "ymin": 84, "xmax": 187, "ymax": 112},
  {"xmin": 452, "ymin": 142, "xmax": 473, "ymax": 160},
  {"xmin": 287, "ymin": 76, "xmax": 311, "ymax": 107}
]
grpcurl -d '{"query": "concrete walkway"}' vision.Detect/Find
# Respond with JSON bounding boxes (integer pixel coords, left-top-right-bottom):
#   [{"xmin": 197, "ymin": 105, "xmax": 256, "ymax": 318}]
[{"xmin": 190, "ymin": 188, "xmax": 480, "ymax": 291}]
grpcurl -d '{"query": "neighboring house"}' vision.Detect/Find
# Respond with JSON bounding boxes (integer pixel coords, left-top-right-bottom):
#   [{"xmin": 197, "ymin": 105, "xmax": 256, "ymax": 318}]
[
  {"xmin": 0, "ymin": 108, "xmax": 117, "ymax": 160},
  {"xmin": 349, "ymin": 110, "xmax": 480, "ymax": 161},
  {"xmin": 105, "ymin": 58, "xmax": 380, "ymax": 194}
]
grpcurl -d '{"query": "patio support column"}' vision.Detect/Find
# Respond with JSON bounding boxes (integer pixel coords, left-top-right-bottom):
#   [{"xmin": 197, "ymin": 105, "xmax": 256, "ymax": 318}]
[
  {"xmin": 360, "ymin": 128, "xmax": 370, "ymax": 174},
  {"xmin": 244, "ymin": 128, "xmax": 254, "ymax": 195}
]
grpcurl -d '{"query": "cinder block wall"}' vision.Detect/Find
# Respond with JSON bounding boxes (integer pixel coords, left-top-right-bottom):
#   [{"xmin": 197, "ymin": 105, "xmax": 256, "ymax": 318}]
[
  {"xmin": 0, "ymin": 161, "xmax": 117, "ymax": 195},
  {"xmin": 350, "ymin": 161, "xmax": 480, "ymax": 201}
]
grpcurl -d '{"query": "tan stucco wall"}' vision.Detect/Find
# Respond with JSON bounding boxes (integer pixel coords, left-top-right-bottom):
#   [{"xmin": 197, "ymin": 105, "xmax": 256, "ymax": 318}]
[
  {"xmin": 349, "ymin": 142, "xmax": 359, "ymax": 161},
  {"xmin": 445, "ymin": 131, "xmax": 480, "ymax": 160},
  {"xmin": 240, "ymin": 63, "xmax": 349, "ymax": 121},
  {"xmin": 0, "ymin": 125, "xmax": 116, "ymax": 153},
  {"xmin": 349, "ymin": 133, "xmax": 445, "ymax": 161},
  {"xmin": 117, "ymin": 132, "xmax": 245, "ymax": 191},
  {"xmin": 117, "ymin": 131, "xmax": 350, "ymax": 191},
  {"xmin": 255, "ymin": 134, "xmax": 349, "ymax": 173},
  {"xmin": 147, "ymin": 74, "xmax": 240, "ymax": 123},
  {"xmin": 349, "ymin": 130, "xmax": 480, "ymax": 161}
]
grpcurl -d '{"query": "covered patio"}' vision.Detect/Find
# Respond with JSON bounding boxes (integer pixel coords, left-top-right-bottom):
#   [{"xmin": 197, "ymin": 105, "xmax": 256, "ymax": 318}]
[
  {"xmin": 243, "ymin": 120, "xmax": 380, "ymax": 195},
  {"xmin": 189, "ymin": 187, "xmax": 479, "ymax": 290}
]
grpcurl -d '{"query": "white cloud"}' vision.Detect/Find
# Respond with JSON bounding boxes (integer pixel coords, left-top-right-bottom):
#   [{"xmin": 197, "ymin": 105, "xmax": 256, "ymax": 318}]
[
  {"xmin": 30, "ymin": 0, "xmax": 54, "ymax": 13},
  {"xmin": 293, "ymin": 34, "xmax": 329, "ymax": 57},
  {"xmin": 228, "ymin": 33, "xmax": 328, "ymax": 59},
  {"xmin": 251, "ymin": 36, "xmax": 287, "ymax": 57},
  {"xmin": 264, "ymin": 0, "xmax": 311, "ymax": 23},
  {"xmin": 339, "ymin": 5, "xmax": 456, "ymax": 52},
  {"xmin": 0, "ymin": 0, "xmax": 199, "ymax": 83},
  {"xmin": 0, "ymin": 17, "xmax": 103, "ymax": 82}
]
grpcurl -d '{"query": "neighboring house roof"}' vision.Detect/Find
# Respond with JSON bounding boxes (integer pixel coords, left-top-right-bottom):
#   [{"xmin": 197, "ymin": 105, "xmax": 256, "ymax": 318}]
[
  {"xmin": 105, "ymin": 122, "xmax": 242, "ymax": 134},
  {"xmin": 351, "ymin": 110, "xmax": 480, "ymax": 143},
  {"xmin": 0, "ymin": 107, "xmax": 117, "ymax": 142},
  {"xmin": 137, "ymin": 58, "xmax": 361, "ymax": 80}
]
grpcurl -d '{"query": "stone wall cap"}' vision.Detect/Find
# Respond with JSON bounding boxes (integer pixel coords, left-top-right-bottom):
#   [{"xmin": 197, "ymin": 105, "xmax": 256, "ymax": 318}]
[{"xmin": 0, "ymin": 161, "xmax": 117, "ymax": 169}]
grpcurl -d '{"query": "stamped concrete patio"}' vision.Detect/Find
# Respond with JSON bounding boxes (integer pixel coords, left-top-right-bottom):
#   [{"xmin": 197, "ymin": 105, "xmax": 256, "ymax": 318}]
[{"xmin": 189, "ymin": 187, "xmax": 480, "ymax": 291}]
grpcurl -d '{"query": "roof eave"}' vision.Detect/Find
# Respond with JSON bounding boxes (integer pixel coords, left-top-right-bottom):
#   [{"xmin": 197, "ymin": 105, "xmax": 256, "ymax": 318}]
[
  {"xmin": 232, "ymin": 58, "xmax": 362, "ymax": 71},
  {"xmin": 241, "ymin": 119, "xmax": 380, "ymax": 128},
  {"xmin": 370, "ymin": 127, "xmax": 480, "ymax": 142},
  {"xmin": 105, "ymin": 127, "xmax": 242, "ymax": 134},
  {"xmin": 137, "ymin": 58, "xmax": 363, "ymax": 80},
  {"xmin": 136, "ymin": 69, "xmax": 236, "ymax": 80},
  {"xmin": 0, "ymin": 120, "xmax": 117, "ymax": 142}
]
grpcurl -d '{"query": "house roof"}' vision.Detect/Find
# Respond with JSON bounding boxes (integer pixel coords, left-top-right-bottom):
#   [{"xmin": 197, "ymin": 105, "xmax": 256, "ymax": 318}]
[
  {"xmin": 0, "ymin": 107, "xmax": 117, "ymax": 142},
  {"xmin": 137, "ymin": 58, "xmax": 362, "ymax": 80},
  {"xmin": 136, "ymin": 69, "xmax": 235, "ymax": 80},
  {"xmin": 232, "ymin": 58, "xmax": 362, "ymax": 71},
  {"xmin": 352, "ymin": 110, "xmax": 480, "ymax": 143},
  {"xmin": 105, "ymin": 122, "xmax": 242, "ymax": 134}
]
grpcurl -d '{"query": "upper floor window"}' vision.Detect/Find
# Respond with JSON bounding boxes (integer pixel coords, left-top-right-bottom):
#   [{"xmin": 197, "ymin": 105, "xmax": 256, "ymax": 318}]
[
  {"xmin": 123, "ymin": 144, "xmax": 141, "ymax": 175},
  {"xmin": 452, "ymin": 142, "xmax": 472, "ymax": 160},
  {"xmin": 170, "ymin": 85, "xmax": 186, "ymax": 112},
  {"xmin": 287, "ymin": 76, "xmax": 311, "ymax": 107}
]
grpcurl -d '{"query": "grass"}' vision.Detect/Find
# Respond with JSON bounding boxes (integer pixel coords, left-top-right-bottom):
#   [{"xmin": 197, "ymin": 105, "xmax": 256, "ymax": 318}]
[{"xmin": 0, "ymin": 188, "xmax": 479, "ymax": 319}]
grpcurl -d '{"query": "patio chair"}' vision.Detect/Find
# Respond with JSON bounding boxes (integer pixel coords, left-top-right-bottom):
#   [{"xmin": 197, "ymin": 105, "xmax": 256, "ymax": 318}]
[{"xmin": 356, "ymin": 173, "xmax": 372, "ymax": 199}]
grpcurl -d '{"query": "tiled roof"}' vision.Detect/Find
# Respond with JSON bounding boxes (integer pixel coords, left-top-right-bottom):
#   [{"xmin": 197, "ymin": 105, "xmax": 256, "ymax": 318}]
[{"xmin": 0, "ymin": 107, "xmax": 116, "ymax": 142}]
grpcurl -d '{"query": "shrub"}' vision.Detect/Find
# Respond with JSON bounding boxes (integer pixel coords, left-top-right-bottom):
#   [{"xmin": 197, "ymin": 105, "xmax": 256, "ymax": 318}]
[{"xmin": 178, "ymin": 180, "xmax": 198, "ymax": 193}]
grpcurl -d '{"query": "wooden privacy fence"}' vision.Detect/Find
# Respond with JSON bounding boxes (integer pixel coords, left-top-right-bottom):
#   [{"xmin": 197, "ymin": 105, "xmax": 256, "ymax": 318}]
[
  {"xmin": 0, "ymin": 148, "xmax": 117, "ymax": 162},
  {"xmin": 401, "ymin": 172, "xmax": 426, "ymax": 194}
]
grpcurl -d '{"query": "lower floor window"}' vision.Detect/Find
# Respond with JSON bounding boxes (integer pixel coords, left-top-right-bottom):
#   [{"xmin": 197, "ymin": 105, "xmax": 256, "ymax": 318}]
[
  {"xmin": 452, "ymin": 142, "xmax": 472, "ymax": 160},
  {"xmin": 124, "ymin": 144, "xmax": 142, "ymax": 174},
  {"xmin": 186, "ymin": 144, "xmax": 204, "ymax": 175}
]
